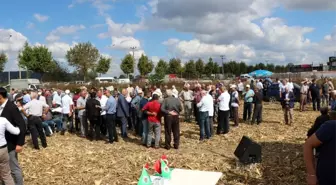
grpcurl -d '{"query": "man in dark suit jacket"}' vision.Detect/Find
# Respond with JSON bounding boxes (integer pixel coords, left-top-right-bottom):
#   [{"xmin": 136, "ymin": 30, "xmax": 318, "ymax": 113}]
[
  {"xmin": 0, "ymin": 87, "xmax": 26, "ymax": 185},
  {"xmin": 117, "ymin": 89, "xmax": 130, "ymax": 138},
  {"xmin": 281, "ymin": 87, "xmax": 295, "ymax": 125}
]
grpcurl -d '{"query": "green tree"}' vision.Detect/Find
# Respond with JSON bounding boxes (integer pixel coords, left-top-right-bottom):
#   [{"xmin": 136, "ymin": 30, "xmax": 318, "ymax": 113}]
[
  {"xmin": 137, "ymin": 54, "xmax": 154, "ymax": 76},
  {"xmin": 0, "ymin": 52, "xmax": 8, "ymax": 72},
  {"xmin": 168, "ymin": 58, "xmax": 182, "ymax": 74},
  {"xmin": 120, "ymin": 54, "xmax": 134, "ymax": 77},
  {"xmin": 43, "ymin": 60, "xmax": 70, "ymax": 82},
  {"xmin": 195, "ymin": 58, "xmax": 204, "ymax": 77},
  {"xmin": 66, "ymin": 42, "xmax": 100, "ymax": 81},
  {"xmin": 204, "ymin": 58, "xmax": 215, "ymax": 77},
  {"xmin": 184, "ymin": 60, "xmax": 197, "ymax": 79},
  {"xmin": 18, "ymin": 42, "xmax": 55, "ymax": 80},
  {"xmin": 96, "ymin": 56, "xmax": 111, "ymax": 75},
  {"xmin": 155, "ymin": 59, "xmax": 168, "ymax": 77},
  {"xmin": 239, "ymin": 62, "xmax": 248, "ymax": 74}
]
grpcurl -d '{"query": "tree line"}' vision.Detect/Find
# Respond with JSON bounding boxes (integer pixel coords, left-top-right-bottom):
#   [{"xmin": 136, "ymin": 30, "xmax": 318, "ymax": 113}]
[{"xmin": 0, "ymin": 41, "xmax": 291, "ymax": 82}]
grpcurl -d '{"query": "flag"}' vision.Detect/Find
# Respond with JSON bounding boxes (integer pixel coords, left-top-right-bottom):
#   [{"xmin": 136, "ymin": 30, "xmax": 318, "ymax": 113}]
[
  {"xmin": 160, "ymin": 159, "xmax": 172, "ymax": 179},
  {"xmin": 137, "ymin": 165, "xmax": 152, "ymax": 185}
]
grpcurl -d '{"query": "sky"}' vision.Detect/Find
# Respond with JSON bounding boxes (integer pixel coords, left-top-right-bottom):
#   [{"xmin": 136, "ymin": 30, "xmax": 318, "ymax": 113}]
[{"xmin": 0, "ymin": 0, "xmax": 335, "ymax": 76}]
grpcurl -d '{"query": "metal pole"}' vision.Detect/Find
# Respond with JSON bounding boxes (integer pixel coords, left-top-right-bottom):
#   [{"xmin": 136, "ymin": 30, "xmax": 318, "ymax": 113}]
[
  {"xmin": 130, "ymin": 46, "xmax": 136, "ymax": 78},
  {"xmin": 8, "ymin": 71, "xmax": 10, "ymax": 85},
  {"xmin": 220, "ymin": 55, "xmax": 225, "ymax": 79}
]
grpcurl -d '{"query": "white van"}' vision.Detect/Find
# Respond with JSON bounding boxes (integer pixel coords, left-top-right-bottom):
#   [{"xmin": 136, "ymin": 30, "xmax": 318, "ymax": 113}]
[
  {"xmin": 116, "ymin": 78, "xmax": 130, "ymax": 84},
  {"xmin": 240, "ymin": 74, "xmax": 252, "ymax": 80},
  {"xmin": 95, "ymin": 77, "xmax": 114, "ymax": 83}
]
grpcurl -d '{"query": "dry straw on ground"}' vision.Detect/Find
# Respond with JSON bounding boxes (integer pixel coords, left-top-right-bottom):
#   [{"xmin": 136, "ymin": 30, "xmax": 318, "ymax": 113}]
[{"xmin": 20, "ymin": 103, "xmax": 318, "ymax": 185}]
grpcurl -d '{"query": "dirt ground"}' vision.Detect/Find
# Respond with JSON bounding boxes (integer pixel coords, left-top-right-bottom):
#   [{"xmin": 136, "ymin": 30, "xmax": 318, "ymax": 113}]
[{"xmin": 19, "ymin": 103, "xmax": 319, "ymax": 185}]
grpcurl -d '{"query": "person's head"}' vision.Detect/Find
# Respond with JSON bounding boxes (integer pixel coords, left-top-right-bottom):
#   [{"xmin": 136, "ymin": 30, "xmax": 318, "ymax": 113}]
[
  {"xmin": 57, "ymin": 89, "xmax": 62, "ymax": 95},
  {"xmin": 0, "ymin": 87, "xmax": 8, "ymax": 104},
  {"xmin": 254, "ymin": 87, "xmax": 259, "ymax": 93},
  {"xmin": 121, "ymin": 89, "xmax": 127, "ymax": 96},
  {"xmin": 312, "ymin": 79, "xmax": 316, "ymax": 84},
  {"xmin": 206, "ymin": 85, "xmax": 211, "ymax": 91},
  {"xmin": 285, "ymin": 86, "xmax": 289, "ymax": 93},
  {"xmin": 152, "ymin": 94, "xmax": 159, "ymax": 101},
  {"xmin": 81, "ymin": 90, "xmax": 87, "ymax": 98},
  {"xmin": 320, "ymin": 107, "xmax": 329, "ymax": 115},
  {"xmin": 289, "ymin": 78, "xmax": 292, "ymax": 82},
  {"xmin": 201, "ymin": 90, "xmax": 207, "ymax": 97},
  {"xmin": 245, "ymin": 85, "xmax": 250, "ymax": 90},
  {"xmin": 65, "ymin": 89, "xmax": 70, "ymax": 95},
  {"xmin": 211, "ymin": 85, "xmax": 216, "ymax": 91},
  {"xmin": 105, "ymin": 90, "xmax": 111, "ymax": 97},
  {"xmin": 97, "ymin": 90, "xmax": 103, "ymax": 98},
  {"xmin": 166, "ymin": 89, "xmax": 173, "ymax": 97},
  {"xmin": 89, "ymin": 91, "xmax": 96, "ymax": 99},
  {"xmin": 130, "ymin": 91, "xmax": 135, "ymax": 98},
  {"xmin": 30, "ymin": 91, "xmax": 38, "ymax": 99},
  {"xmin": 138, "ymin": 90, "xmax": 143, "ymax": 97},
  {"xmin": 324, "ymin": 77, "xmax": 328, "ymax": 83},
  {"xmin": 283, "ymin": 79, "xmax": 287, "ymax": 84},
  {"xmin": 145, "ymin": 91, "xmax": 151, "ymax": 98},
  {"xmin": 220, "ymin": 86, "xmax": 226, "ymax": 93},
  {"xmin": 329, "ymin": 111, "xmax": 336, "ymax": 120}
]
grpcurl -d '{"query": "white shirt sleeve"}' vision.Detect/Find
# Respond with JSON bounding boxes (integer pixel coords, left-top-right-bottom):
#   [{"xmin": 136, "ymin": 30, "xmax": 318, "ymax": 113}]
[
  {"xmin": 197, "ymin": 97, "xmax": 204, "ymax": 108},
  {"xmin": 5, "ymin": 119, "xmax": 20, "ymax": 135}
]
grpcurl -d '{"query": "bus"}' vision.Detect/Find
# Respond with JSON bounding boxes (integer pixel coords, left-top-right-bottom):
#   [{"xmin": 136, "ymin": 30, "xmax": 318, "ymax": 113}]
[{"xmin": 95, "ymin": 77, "xmax": 114, "ymax": 83}]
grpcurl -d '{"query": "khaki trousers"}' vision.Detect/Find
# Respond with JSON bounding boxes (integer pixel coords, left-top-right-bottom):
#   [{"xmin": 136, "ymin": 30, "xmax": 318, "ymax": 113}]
[
  {"xmin": 283, "ymin": 108, "xmax": 293, "ymax": 125},
  {"xmin": 0, "ymin": 147, "xmax": 15, "ymax": 185}
]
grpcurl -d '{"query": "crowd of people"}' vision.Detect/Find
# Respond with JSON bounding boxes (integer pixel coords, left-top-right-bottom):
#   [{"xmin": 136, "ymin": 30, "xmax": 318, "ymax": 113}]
[{"xmin": 0, "ymin": 76, "xmax": 335, "ymax": 185}]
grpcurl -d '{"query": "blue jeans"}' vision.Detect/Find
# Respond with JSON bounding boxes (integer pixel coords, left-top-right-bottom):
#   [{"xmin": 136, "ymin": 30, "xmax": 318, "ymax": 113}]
[
  {"xmin": 53, "ymin": 114, "xmax": 63, "ymax": 131},
  {"xmin": 42, "ymin": 120, "xmax": 55, "ymax": 136},
  {"xmin": 141, "ymin": 119, "xmax": 148, "ymax": 144},
  {"xmin": 199, "ymin": 111, "xmax": 210, "ymax": 139}
]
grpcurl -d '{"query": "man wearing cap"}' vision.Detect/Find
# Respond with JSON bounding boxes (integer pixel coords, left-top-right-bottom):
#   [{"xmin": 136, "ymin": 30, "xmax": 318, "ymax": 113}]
[
  {"xmin": 61, "ymin": 90, "xmax": 74, "ymax": 135},
  {"xmin": 242, "ymin": 84, "xmax": 255, "ymax": 123}
]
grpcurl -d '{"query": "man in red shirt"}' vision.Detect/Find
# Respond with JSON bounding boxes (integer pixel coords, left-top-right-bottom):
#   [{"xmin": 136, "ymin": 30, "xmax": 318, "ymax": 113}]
[{"xmin": 142, "ymin": 94, "xmax": 161, "ymax": 148}]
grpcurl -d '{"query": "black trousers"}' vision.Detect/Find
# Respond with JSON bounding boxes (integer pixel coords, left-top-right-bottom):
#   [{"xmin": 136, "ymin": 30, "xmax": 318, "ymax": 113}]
[
  {"xmin": 89, "ymin": 117, "xmax": 101, "ymax": 140},
  {"xmin": 130, "ymin": 108, "xmax": 139, "ymax": 133},
  {"xmin": 312, "ymin": 96, "xmax": 321, "ymax": 111},
  {"xmin": 164, "ymin": 115, "xmax": 180, "ymax": 149},
  {"xmin": 100, "ymin": 115, "xmax": 107, "ymax": 136},
  {"xmin": 193, "ymin": 103, "xmax": 200, "ymax": 124},
  {"xmin": 252, "ymin": 104, "xmax": 263, "ymax": 124},
  {"xmin": 75, "ymin": 110, "xmax": 80, "ymax": 131},
  {"xmin": 243, "ymin": 102, "xmax": 253, "ymax": 121},
  {"xmin": 217, "ymin": 110, "xmax": 229, "ymax": 134},
  {"xmin": 106, "ymin": 114, "xmax": 118, "ymax": 143},
  {"xmin": 28, "ymin": 116, "xmax": 47, "ymax": 149}
]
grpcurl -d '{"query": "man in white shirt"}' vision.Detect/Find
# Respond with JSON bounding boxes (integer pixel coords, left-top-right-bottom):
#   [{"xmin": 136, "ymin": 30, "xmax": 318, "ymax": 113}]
[
  {"xmin": 172, "ymin": 85, "xmax": 179, "ymax": 98},
  {"xmin": 22, "ymin": 91, "xmax": 49, "ymax": 150},
  {"xmin": 237, "ymin": 80, "xmax": 244, "ymax": 99},
  {"xmin": 217, "ymin": 86, "xmax": 231, "ymax": 134},
  {"xmin": 230, "ymin": 85, "xmax": 240, "ymax": 126},
  {"xmin": 287, "ymin": 78, "xmax": 294, "ymax": 92},
  {"xmin": 61, "ymin": 90, "xmax": 73, "ymax": 135},
  {"xmin": 256, "ymin": 79, "xmax": 264, "ymax": 90},
  {"xmin": 97, "ymin": 90, "xmax": 108, "ymax": 136},
  {"xmin": 179, "ymin": 86, "xmax": 194, "ymax": 123},
  {"xmin": 52, "ymin": 89, "xmax": 62, "ymax": 107},
  {"xmin": 37, "ymin": 91, "xmax": 47, "ymax": 105},
  {"xmin": 197, "ymin": 90, "xmax": 212, "ymax": 140}
]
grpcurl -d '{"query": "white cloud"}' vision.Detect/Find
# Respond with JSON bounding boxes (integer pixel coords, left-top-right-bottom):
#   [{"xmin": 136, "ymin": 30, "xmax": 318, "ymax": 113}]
[
  {"xmin": 68, "ymin": 0, "xmax": 114, "ymax": 16},
  {"xmin": 98, "ymin": 17, "xmax": 145, "ymax": 39},
  {"xmin": 281, "ymin": 0, "xmax": 336, "ymax": 10},
  {"xmin": 33, "ymin": 13, "xmax": 49, "ymax": 22},
  {"xmin": 129, "ymin": 50, "xmax": 146, "ymax": 60},
  {"xmin": 46, "ymin": 25, "xmax": 86, "ymax": 42},
  {"xmin": 0, "ymin": 29, "xmax": 28, "ymax": 71},
  {"xmin": 111, "ymin": 36, "xmax": 141, "ymax": 50}
]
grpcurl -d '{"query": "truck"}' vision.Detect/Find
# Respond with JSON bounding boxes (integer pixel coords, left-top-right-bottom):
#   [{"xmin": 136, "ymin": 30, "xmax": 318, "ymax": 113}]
[{"xmin": 10, "ymin": 79, "xmax": 42, "ymax": 90}]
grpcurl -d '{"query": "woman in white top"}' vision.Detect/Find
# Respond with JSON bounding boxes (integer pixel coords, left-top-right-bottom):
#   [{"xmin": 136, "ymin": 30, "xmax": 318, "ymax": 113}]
[{"xmin": 0, "ymin": 117, "xmax": 20, "ymax": 185}]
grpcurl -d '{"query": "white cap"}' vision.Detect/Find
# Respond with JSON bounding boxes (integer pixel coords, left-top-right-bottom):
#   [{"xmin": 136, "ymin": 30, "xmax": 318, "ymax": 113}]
[
  {"xmin": 230, "ymin": 85, "xmax": 237, "ymax": 89},
  {"xmin": 246, "ymin": 85, "xmax": 250, "ymax": 88},
  {"xmin": 138, "ymin": 89, "xmax": 143, "ymax": 94},
  {"xmin": 38, "ymin": 92, "xmax": 42, "ymax": 95},
  {"xmin": 65, "ymin": 90, "xmax": 70, "ymax": 94}
]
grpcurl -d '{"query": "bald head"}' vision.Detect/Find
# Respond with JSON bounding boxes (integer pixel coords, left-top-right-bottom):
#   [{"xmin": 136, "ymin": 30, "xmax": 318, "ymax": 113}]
[{"xmin": 121, "ymin": 89, "xmax": 128, "ymax": 96}]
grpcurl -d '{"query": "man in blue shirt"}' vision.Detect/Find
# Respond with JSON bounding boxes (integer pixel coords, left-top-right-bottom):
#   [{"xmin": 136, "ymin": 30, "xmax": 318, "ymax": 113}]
[
  {"xmin": 242, "ymin": 85, "xmax": 255, "ymax": 123},
  {"xmin": 104, "ymin": 90, "xmax": 118, "ymax": 144},
  {"xmin": 304, "ymin": 115, "xmax": 336, "ymax": 185}
]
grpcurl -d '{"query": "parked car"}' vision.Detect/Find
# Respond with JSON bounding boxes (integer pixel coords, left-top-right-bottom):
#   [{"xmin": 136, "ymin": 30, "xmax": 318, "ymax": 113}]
[{"xmin": 263, "ymin": 83, "xmax": 301, "ymax": 102}]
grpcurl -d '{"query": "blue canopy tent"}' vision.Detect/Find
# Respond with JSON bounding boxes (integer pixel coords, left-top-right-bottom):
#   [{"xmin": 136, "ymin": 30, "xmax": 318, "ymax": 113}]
[{"xmin": 248, "ymin": 70, "xmax": 273, "ymax": 77}]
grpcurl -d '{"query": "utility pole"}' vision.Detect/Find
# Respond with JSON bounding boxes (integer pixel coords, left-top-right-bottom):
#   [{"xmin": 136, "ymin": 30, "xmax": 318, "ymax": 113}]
[
  {"xmin": 220, "ymin": 55, "xmax": 225, "ymax": 79},
  {"xmin": 130, "ymin": 46, "xmax": 137, "ymax": 79}
]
